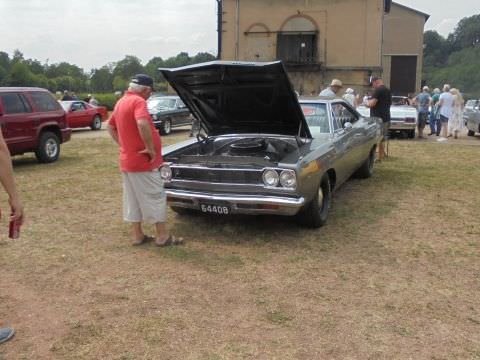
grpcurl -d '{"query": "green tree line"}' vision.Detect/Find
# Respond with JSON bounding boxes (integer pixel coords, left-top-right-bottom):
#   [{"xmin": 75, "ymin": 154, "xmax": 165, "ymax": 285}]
[
  {"xmin": 423, "ymin": 14, "xmax": 480, "ymax": 98},
  {"xmin": 0, "ymin": 51, "xmax": 215, "ymax": 93}
]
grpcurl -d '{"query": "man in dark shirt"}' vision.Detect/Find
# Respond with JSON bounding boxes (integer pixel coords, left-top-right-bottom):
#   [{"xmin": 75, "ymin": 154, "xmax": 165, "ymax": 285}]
[{"xmin": 367, "ymin": 76, "xmax": 392, "ymax": 161}]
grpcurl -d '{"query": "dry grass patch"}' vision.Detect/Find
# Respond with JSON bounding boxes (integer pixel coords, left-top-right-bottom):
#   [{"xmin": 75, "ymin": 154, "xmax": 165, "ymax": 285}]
[{"xmin": 0, "ymin": 133, "xmax": 479, "ymax": 359}]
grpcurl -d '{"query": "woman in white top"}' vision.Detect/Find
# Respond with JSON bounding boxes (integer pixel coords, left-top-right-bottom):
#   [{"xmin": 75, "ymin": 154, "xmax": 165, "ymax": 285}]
[
  {"xmin": 448, "ymin": 88, "xmax": 464, "ymax": 139},
  {"xmin": 343, "ymin": 88, "xmax": 357, "ymax": 108}
]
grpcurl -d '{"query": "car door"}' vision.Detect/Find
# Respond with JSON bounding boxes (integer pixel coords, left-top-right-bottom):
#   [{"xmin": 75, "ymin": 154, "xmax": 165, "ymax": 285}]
[
  {"xmin": 330, "ymin": 103, "xmax": 355, "ymax": 184},
  {"xmin": 176, "ymin": 99, "xmax": 191, "ymax": 125},
  {"xmin": 331, "ymin": 102, "xmax": 364, "ymax": 178},
  {"xmin": 68, "ymin": 102, "xmax": 89, "ymax": 127},
  {"xmin": 0, "ymin": 92, "xmax": 36, "ymax": 153}
]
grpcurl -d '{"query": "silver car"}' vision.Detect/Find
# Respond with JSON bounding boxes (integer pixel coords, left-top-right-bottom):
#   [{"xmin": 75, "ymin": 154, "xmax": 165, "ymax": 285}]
[
  {"xmin": 158, "ymin": 61, "xmax": 382, "ymax": 227},
  {"xmin": 358, "ymin": 96, "xmax": 417, "ymax": 138},
  {"xmin": 464, "ymin": 100, "xmax": 480, "ymax": 136}
]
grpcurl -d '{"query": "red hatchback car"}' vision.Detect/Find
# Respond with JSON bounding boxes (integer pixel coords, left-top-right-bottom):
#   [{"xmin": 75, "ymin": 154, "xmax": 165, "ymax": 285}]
[
  {"xmin": 60, "ymin": 100, "xmax": 108, "ymax": 130},
  {"xmin": 0, "ymin": 87, "xmax": 71, "ymax": 163}
]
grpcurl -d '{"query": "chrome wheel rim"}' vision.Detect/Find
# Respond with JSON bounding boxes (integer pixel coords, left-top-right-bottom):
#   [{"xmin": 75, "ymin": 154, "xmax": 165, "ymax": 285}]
[
  {"xmin": 318, "ymin": 186, "xmax": 324, "ymax": 208},
  {"xmin": 45, "ymin": 139, "xmax": 58, "ymax": 158},
  {"xmin": 164, "ymin": 120, "xmax": 171, "ymax": 133},
  {"xmin": 94, "ymin": 117, "xmax": 101, "ymax": 128}
]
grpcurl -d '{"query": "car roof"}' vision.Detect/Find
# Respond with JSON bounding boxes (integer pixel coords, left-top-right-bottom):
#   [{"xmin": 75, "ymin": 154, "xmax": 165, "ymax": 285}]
[
  {"xmin": 299, "ymin": 96, "xmax": 345, "ymax": 104},
  {"xmin": 0, "ymin": 87, "xmax": 50, "ymax": 92}
]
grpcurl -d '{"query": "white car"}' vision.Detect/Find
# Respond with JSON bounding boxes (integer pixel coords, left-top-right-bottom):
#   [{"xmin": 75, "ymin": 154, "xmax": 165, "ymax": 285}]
[
  {"xmin": 357, "ymin": 96, "xmax": 417, "ymax": 138},
  {"xmin": 464, "ymin": 99, "xmax": 480, "ymax": 136}
]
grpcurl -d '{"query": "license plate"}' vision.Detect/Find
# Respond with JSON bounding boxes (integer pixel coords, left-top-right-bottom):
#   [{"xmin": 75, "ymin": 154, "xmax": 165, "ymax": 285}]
[{"xmin": 200, "ymin": 203, "xmax": 230, "ymax": 215}]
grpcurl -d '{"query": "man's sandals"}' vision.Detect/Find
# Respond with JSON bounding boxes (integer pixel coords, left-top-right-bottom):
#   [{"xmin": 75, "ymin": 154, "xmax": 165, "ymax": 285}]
[{"xmin": 155, "ymin": 235, "xmax": 184, "ymax": 247}]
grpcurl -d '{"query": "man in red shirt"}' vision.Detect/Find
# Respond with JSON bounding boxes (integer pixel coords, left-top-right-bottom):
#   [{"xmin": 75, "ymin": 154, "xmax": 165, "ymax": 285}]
[{"xmin": 108, "ymin": 74, "xmax": 182, "ymax": 246}]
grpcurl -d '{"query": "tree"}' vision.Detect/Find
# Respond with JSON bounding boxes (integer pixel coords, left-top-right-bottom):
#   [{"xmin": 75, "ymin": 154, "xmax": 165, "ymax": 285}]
[
  {"xmin": 145, "ymin": 56, "xmax": 165, "ymax": 81},
  {"xmin": 90, "ymin": 66, "xmax": 114, "ymax": 92},
  {"xmin": 112, "ymin": 55, "xmax": 144, "ymax": 80},
  {"xmin": 448, "ymin": 14, "xmax": 480, "ymax": 50},
  {"xmin": 113, "ymin": 75, "xmax": 128, "ymax": 91},
  {"xmin": 8, "ymin": 62, "xmax": 34, "ymax": 86},
  {"xmin": 0, "ymin": 52, "xmax": 10, "ymax": 72}
]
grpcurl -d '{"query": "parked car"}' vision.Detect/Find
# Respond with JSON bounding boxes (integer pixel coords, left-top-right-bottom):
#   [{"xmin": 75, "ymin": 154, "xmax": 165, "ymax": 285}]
[
  {"xmin": 358, "ymin": 95, "xmax": 417, "ymax": 138},
  {"xmin": 147, "ymin": 95, "xmax": 193, "ymax": 135},
  {"xmin": 464, "ymin": 99, "xmax": 480, "ymax": 136},
  {"xmin": 0, "ymin": 87, "xmax": 71, "ymax": 163},
  {"xmin": 60, "ymin": 100, "xmax": 108, "ymax": 130},
  {"xmin": 158, "ymin": 61, "xmax": 382, "ymax": 227}
]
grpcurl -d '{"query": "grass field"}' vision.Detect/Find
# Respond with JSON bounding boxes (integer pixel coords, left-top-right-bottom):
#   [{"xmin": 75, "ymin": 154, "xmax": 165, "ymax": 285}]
[{"xmin": 1, "ymin": 131, "xmax": 479, "ymax": 359}]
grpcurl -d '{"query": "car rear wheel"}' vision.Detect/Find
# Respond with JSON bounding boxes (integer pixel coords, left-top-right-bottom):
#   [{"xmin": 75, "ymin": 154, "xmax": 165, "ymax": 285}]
[
  {"xmin": 467, "ymin": 130, "xmax": 475, "ymax": 136},
  {"xmin": 408, "ymin": 130, "xmax": 415, "ymax": 139},
  {"xmin": 160, "ymin": 119, "xmax": 172, "ymax": 135},
  {"xmin": 91, "ymin": 115, "xmax": 102, "ymax": 130},
  {"xmin": 297, "ymin": 175, "xmax": 331, "ymax": 228},
  {"xmin": 35, "ymin": 131, "xmax": 60, "ymax": 163},
  {"xmin": 355, "ymin": 147, "xmax": 375, "ymax": 178}
]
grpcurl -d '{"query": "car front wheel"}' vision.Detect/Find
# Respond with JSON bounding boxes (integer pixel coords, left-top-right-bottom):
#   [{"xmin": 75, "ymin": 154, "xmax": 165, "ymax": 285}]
[
  {"xmin": 35, "ymin": 131, "xmax": 60, "ymax": 163},
  {"xmin": 91, "ymin": 115, "xmax": 102, "ymax": 130},
  {"xmin": 160, "ymin": 119, "xmax": 172, "ymax": 135},
  {"xmin": 297, "ymin": 175, "xmax": 331, "ymax": 228}
]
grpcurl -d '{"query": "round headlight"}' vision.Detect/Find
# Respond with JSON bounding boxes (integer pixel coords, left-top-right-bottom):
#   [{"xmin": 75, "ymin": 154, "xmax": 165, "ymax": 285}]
[
  {"xmin": 280, "ymin": 170, "xmax": 297, "ymax": 189},
  {"xmin": 262, "ymin": 169, "xmax": 279, "ymax": 187},
  {"xmin": 160, "ymin": 165, "xmax": 172, "ymax": 181}
]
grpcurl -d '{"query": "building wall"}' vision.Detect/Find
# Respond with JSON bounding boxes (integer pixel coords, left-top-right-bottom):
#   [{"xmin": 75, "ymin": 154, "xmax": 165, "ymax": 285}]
[
  {"xmin": 382, "ymin": 3, "xmax": 427, "ymax": 93},
  {"xmin": 221, "ymin": 0, "xmax": 384, "ymax": 95}
]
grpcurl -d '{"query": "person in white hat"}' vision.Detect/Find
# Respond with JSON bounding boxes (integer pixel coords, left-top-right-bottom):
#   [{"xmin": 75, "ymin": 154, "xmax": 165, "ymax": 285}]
[{"xmin": 319, "ymin": 79, "xmax": 343, "ymax": 97}]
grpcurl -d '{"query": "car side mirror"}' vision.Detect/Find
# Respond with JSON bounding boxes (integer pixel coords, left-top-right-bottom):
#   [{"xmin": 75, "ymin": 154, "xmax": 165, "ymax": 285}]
[{"xmin": 344, "ymin": 122, "xmax": 353, "ymax": 131}]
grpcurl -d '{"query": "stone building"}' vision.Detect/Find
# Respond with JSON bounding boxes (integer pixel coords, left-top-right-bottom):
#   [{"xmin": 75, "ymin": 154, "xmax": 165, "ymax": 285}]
[{"xmin": 218, "ymin": 0, "xmax": 429, "ymax": 96}]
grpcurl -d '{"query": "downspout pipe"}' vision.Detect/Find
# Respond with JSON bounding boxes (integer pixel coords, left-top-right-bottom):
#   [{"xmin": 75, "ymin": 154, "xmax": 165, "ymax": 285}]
[{"xmin": 217, "ymin": 0, "xmax": 222, "ymax": 60}]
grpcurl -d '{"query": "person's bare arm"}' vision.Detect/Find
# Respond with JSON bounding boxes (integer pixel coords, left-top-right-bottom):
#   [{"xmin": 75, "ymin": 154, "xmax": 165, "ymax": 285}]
[
  {"xmin": 107, "ymin": 124, "xmax": 119, "ymax": 145},
  {"xmin": 137, "ymin": 119, "xmax": 156, "ymax": 162},
  {"xmin": 0, "ymin": 131, "xmax": 24, "ymax": 223},
  {"xmin": 367, "ymin": 98, "xmax": 378, "ymax": 108}
]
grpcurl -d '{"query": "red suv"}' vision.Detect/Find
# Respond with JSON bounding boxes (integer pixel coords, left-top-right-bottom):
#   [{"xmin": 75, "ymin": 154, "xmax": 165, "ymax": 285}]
[{"xmin": 0, "ymin": 87, "xmax": 71, "ymax": 163}]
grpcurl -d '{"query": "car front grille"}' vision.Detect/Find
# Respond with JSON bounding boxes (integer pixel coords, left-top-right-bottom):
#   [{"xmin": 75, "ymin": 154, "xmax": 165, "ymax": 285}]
[{"xmin": 171, "ymin": 167, "xmax": 262, "ymax": 185}]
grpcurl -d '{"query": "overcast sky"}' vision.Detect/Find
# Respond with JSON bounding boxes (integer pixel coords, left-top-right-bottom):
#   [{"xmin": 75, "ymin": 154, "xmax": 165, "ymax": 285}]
[{"xmin": 0, "ymin": 0, "xmax": 476, "ymax": 71}]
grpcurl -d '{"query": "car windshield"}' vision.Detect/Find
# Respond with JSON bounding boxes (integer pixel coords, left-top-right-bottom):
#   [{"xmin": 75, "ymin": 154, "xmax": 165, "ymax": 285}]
[
  {"xmin": 392, "ymin": 97, "xmax": 409, "ymax": 106},
  {"xmin": 147, "ymin": 98, "xmax": 176, "ymax": 111},
  {"xmin": 60, "ymin": 102, "xmax": 70, "ymax": 111},
  {"xmin": 301, "ymin": 103, "xmax": 330, "ymax": 135}
]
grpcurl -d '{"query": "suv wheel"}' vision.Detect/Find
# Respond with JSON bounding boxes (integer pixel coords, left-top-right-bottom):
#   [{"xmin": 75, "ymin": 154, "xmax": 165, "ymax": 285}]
[
  {"xmin": 91, "ymin": 115, "xmax": 102, "ymax": 130},
  {"xmin": 35, "ymin": 131, "xmax": 60, "ymax": 163}
]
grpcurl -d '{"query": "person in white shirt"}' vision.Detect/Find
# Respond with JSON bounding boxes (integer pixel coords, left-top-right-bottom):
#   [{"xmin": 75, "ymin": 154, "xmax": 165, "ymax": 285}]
[
  {"xmin": 319, "ymin": 79, "xmax": 342, "ymax": 97},
  {"xmin": 437, "ymin": 84, "xmax": 454, "ymax": 138}
]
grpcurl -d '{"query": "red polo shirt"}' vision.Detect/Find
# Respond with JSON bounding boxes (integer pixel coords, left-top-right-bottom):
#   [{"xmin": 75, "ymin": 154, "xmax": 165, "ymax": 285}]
[{"xmin": 109, "ymin": 91, "xmax": 163, "ymax": 172}]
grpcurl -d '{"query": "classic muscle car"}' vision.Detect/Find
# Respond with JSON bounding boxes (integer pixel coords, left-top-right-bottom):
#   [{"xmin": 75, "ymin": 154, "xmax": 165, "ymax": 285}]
[
  {"xmin": 358, "ymin": 96, "xmax": 417, "ymax": 138},
  {"xmin": 147, "ymin": 95, "xmax": 193, "ymax": 135},
  {"xmin": 158, "ymin": 61, "xmax": 382, "ymax": 227},
  {"xmin": 464, "ymin": 99, "xmax": 480, "ymax": 136},
  {"xmin": 60, "ymin": 100, "xmax": 108, "ymax": 130}
]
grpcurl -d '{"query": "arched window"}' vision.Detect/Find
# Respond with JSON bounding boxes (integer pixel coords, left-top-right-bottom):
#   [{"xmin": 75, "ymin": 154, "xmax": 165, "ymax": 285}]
[{"xmin": 277, "ymin": 16, "xmax": 318, "ymax": 65}]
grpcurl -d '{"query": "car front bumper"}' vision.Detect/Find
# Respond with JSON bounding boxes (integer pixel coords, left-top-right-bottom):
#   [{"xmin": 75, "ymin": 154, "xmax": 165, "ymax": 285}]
[{"xmin": 166, "ymin": 189, "xmax": 305, "ymax": 216}]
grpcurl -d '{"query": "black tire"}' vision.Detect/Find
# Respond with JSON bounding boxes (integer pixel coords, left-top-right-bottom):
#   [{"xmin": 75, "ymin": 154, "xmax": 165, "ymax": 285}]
[
  {"xmin": 467, "ymin": 130, "xmax": 475, "ymax": 137},
  {"xmin": 35, "ymin": 131, "xmax": 60, "ymax": 163},
  {"xmin": 91, "ymin": 115, "xmax": 102, "ymax": 130},
  {"xmin": 160, "ymin": 119, "xmax": 172, "ymax": 135},
  {"xmin": 408, "ymin": 130, "xmax": 415, "ymax": 139},
  {"xmin": 296, "ymin": 175, "xmax": 331, "ymax": 228},
  {"xmin": 355, "ymin": 147, "xmax": 375, "ymax": 178}
]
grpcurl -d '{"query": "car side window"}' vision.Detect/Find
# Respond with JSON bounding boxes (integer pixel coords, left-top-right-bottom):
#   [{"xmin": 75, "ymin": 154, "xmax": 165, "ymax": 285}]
[
  {"xmin": 30, "ymin": 92, "xmax": 62, "ymax": 112},
  {"xmin": 300, "ymin": 103, "xmax": 330, "ymax": 137},
  {"xmin": 0, "ymin": 93, "xmax": 31, "ymax": 114},
  {"xmin": 332, "ymin": 102, "xmax": 358, "ymax": 128},
  {"xmin": 178, "ymin": 99, "xmax": 186, "ymax": 109},
  {"xmin": 71, "ymin": 102, "xmax": 86, "ymax": 111}
]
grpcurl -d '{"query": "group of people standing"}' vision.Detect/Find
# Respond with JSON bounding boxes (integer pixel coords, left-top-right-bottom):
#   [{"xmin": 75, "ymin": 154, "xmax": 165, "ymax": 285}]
[{"xmin": 414, "ymin": 84, "xmax": 465, "ymax": 140}]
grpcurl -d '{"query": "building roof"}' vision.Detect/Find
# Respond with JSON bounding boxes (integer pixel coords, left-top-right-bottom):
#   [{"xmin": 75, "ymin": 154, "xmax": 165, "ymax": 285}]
[{"xmin": 392, "ymin": 2, "xmax": 430, "ymax": 21}]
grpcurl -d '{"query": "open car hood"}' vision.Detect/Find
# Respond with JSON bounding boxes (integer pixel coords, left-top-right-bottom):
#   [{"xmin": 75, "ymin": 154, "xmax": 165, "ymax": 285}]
[{"xmin": 159, "ymin": 61, "xmax": 311, "ymax": 138}]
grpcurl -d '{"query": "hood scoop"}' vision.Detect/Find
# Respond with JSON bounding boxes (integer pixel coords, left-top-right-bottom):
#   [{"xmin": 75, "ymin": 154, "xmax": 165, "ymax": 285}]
[{"xmin": 228, "ymin": 138, "xmax": 267, "ymax": 155}]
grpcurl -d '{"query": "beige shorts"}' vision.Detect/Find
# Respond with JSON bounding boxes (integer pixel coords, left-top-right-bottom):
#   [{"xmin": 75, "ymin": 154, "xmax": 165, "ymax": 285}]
[
  {"xmin": 122, "ymin": 171, "xmax": 167, "ymax": 224},
  {"xmin": 382, "ymin": 121, "xmax": 390, "ymax": 141}
]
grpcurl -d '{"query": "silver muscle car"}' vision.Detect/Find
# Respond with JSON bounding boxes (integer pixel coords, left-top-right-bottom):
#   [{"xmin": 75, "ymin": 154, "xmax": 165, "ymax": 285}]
[
  {"xmin": 358, "ymin": 96, "xmax": 417, "ymax": 138},
  {"xmin": 464, "ymin": 99, "xmax": 480, "ymax": 136},
  {"xmin": 158, "ymin": 61, "xmax": 382, "ymax": 227}
]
